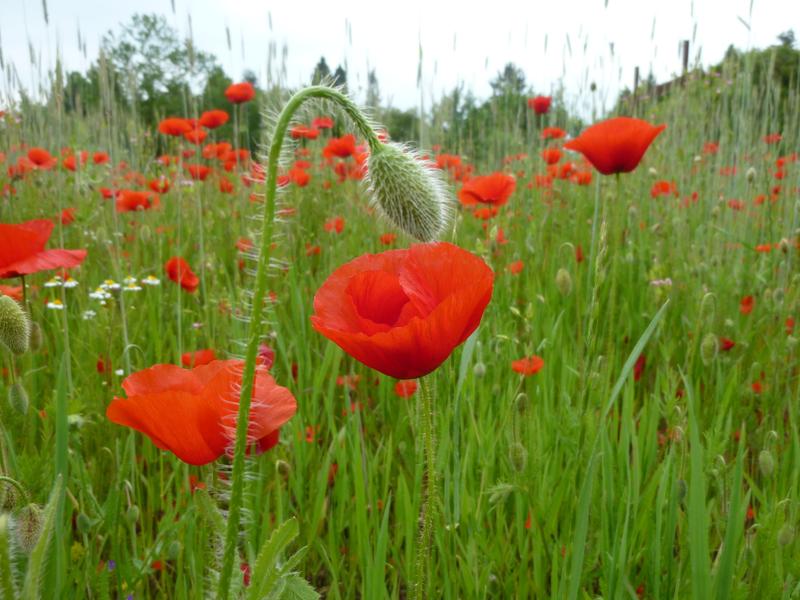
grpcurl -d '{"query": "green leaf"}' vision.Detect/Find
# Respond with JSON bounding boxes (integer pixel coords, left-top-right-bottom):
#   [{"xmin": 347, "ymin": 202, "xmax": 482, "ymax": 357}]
[{"xmin": 247, "ymin": 517, "xmax": 299, "ymax": 600}]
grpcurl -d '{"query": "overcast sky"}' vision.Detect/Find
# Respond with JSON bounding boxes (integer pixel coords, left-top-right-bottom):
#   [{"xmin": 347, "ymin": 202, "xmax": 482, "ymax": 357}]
[{"xmin": 1, "ymin": 0, "xmax": 797, "ymax": 117}]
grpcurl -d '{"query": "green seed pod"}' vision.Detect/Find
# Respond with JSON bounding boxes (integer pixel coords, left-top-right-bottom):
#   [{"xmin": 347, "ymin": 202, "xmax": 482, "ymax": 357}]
[
  {"xmin": 473, "ymin": 362, "xmax": 486, "ymax": 378},
  {"xmin": 778, "ymin": 524, "xmax": 795, "ymax": 546},
  {"xmin": 126, "ymin": 505, "xmax": 140, "ymax": 525},
  {"xmin": 787, "ymin": 336, "xmax": 798, "ymax": 351},
  {"xmin": 758, "ymin": 450, "xmax": 775, "ymax": 478},
  {"xmin": 555, "ymin": 268, "xmax": 572, "ymax": 297},
  {"xmin": 167, "ymin": 540, "xmax": 181, "ymax": 560},
  {"xmin": 0, "ymin": 295, "xmax": 30, "ymax": 355},
  {"xmin": 14, "ymin": 504, "xmax": 43, "ymax": 554},
  {"xmin": 700, "ymin": 333, "xmax": 719, "ymax": 366},
  {"xmin": 772, "ymin": 288, "xmax": 784, "ymax": 308},
  {"xmin": 275, "ymin": 459, "xmax": 291, "ymax": 478},
  {"xmin": 508, "ymin": 443, "xmax": 528, "ymax": 472},
  {"xmin": 746, "ymin": 167, "xmax": 757, "ymax": 182},
  {"xmin": 514, "ymin": 393, "xmax": 528, "ymax": 415},
  {"xmin": 28, "ymin": 321, "xmax": 43, "ymax": 352},
  {"xmin": 8, "ymin": 381, "xmax": 29, "ymax": 415},
  {"xmin": 76, "ymin": 512, "xmax": 92, "ymax": 535},
  {"xmin": 366, "ymin": 142, "xmax": 453, "ymax": 242}
]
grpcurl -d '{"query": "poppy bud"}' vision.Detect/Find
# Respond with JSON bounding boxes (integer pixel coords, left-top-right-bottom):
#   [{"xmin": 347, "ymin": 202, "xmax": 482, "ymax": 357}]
[
  {"xmin": 711, "ymin": 206, "xmax": 720, "ymax": 218},
  {"xmin": 8, "ymin": 381, "xmax": 28, "ymax": 415},
  {"xmin": 555, "ymin": 268, "xmax": 572, "ymax": 297},
  {"xmin": 28, "ymin": 322, "xmax": 43, "ymax": 352},
  {"xmin": 758, "ymin": 450, "xmax": 775, "ymax": 478},
  {"xmin": 778, "ymin": 524, "xmax": 795, "ymax": 546},
  {"xmin": 167, "ymin": 540, "xmax": 182, "ymax": 560},
  {"xmin": 366, "ymin": 142, "xmax": 452, "ymax": 242},
  {"xmin": 275, "ymin": 459, "xmax": 291, "ymax": 478},
  {"xmin": 76, "ymin": 512, "xmax": 92, "ymax": 534},
  {"xmin": 514, "ymin": 393, "xmax": 528, "ymax": 415},
  {"xmin": 0, "ymin": 482, "xmax": 19, "ymax": 511},
  {"xmin": 746, "ymin": 167, "xmax": 756, "ymax": 182},
  {"xmin": 700, "ymin": 333, "xmax": 718, "ymax": 366},
  {"xmin": 14, "ymin": 504, "xmax": 43, "ymax": 554},
  {"xmin": 126, "ymin": 505, "xmax": 140, "ymax": 524},
  {"xmin": 0, "ymin": 295, "xmax": 30, "ymax": 355},
  {"xmin": 473, "ymin": 362, "xmax": 486, "ymax": 378},
  {"xmin": 787, "ymin": 336, "xmax": 798, "ymax": 351},
  {"xmin": 772, "ymin": 288, "xmax": 784, "ymax": 307},
  {"xmin": 508, "ymin": 443, "xmax": 528, "ymax": 472},
  {"xmin": 648, "ymin": 167, "xmax": 658, "ymax": 177}
]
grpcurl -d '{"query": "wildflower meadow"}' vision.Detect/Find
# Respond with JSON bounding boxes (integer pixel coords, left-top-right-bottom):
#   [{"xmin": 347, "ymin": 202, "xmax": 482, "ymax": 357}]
[{"xmin": 0, "ymin": 5, "xmax": 799, "ymax": 599}]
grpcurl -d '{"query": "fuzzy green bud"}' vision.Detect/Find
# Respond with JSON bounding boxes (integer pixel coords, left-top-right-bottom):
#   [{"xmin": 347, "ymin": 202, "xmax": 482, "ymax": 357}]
[
  {"xmin": 473, "ymin": 362, "xmax": 486, "ymax": 378},
  {"xmin": 555, "ymin": 268, "xmax": 572, "ymax": 297},
  {"xmin": 167, "ymin": 540, "xmax": 182, "ymax": 560},
  {"xmin": 746, "ymin": 167, "xmax": 756, "ymax": 182},
  {"xmin": 8, "ymin": 381, "xmax": 28, "ymax": 415},
  {"xmin": 778, "ymin": 524, "xmax": 795, "ymax": 546},
  {"xmin": 275, "ymin": 459, "xmax": 291, "ymax": 478},
  {"xmin": 700, "ymin": 333, "xmax": 719, "ymax": 366},
  {"xmin": 758, "ymin": 450, "xmax": 775, "ymax": 478},
  {"xmin": 76, "ymin": 512, "xmax": 92, "ymax": 534},
  {"xmin": 126, "ymin": 505, "xmax": 140, "ymax": 525},
  {"xmin": 366, "ymin": 142, "xmax": 452, "ymax": 242},
  {"xmin": 787, "ymin": 336, "xmax": 798, "ymax": 351},
  {"xmin": 28, "ymin": 321, "xmax": 43, "ymax": 352},
  {"xmin": 508, "ymin": 443, "xmax": 528, "ymax": 472},
  {"xmin": 14, "ymin": 504, "xmax": 43, "ymax": 554},
  {"xmin": 0, "ymin": 295, "xmax": 30, "ymax": 355},
  {"xmin": 515, "ymin": 393, "xmax": 529, "ymax": 415}
]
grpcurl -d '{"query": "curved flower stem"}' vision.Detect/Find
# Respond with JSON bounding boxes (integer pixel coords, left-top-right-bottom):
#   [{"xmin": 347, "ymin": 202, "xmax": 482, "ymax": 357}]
[
  {"xmin": 413, "ymin": 374, "xmax": 438, "ymax": 600},
  {"xmin": 217, "ymin": 86, "xmax": 381, "ymax": 600}
]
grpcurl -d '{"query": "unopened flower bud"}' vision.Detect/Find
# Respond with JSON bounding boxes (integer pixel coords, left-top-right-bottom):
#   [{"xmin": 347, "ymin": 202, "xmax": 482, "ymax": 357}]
[
  {"xmin": 366, "ymin": 142, "xmax": 453, "ymax": 242},
  {"xmin": 28, "ymin": 321, "xmax": 43, "ymax": 352},
  {"xmin": 8, "ymin": 381, "xmax": 28, "ymax": 415},
  {"xmin": 555, "ymin": 268, "xmax": 572, "ymax": 297},
  {"xmin": 76, "ymin": 512, "xmax": 92, "ymax": 534},
  {"xmin": 758, "ymin": 450, "xmax": 775, "ymax": 477},
  {"xmin": 700, "ymin": 333, "xmax": 718, "ymax": 366},
  {"xmin": 787, "ymin": 336, "xmax": 798, "ymax": 351},
  {"xmin": 746, "ymin": 167, "xmax": 756, "ymax": 182},
  {"xmin": 275, "ymin": 459, "xmax": 291, "ymax": 478},
  {"xmin": 167, "ymin": 540, "xmax": 182, "ymax": 560},
  {"xmin": 126, "ymin": 505, "xmax": 140, "ymax": 524},
  {"xmin": 779, "ymin": 238, "xmax": 790, "ymax": 253},
  {"xmin": 473, "ymin": 362, "xmax": 486, "ymax": 377},
  {"xmin": 508, "ymin": 443, "xmax": 528, "ymax": 472},
  {"xmin": 14, "ymin": 504, "xmax": 43, "ymax": 554},
  {"xmin": 0, "ymin": 295, "xmax": 30, "ymax": 355},
  {"xmin": 778, "ymin": 524, "xmax": 795, "ymax": 546},
  {"xmin": 515, "ymin": 393, "xmax": 528, "ymax": 415}
]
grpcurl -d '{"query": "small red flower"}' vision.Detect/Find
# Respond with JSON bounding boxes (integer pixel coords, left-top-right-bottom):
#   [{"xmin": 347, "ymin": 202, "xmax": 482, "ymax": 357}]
[
  {"xmin": 511, "ymin": 355, "xmax": 544, "ymax": 376},
  {"xmin": 528, "ymin": 96, "xmax": 552, "ymax": 115},
  {"xmin": 394, "ymin": 380, "xmax": 418, "ymax": 398},
  {"xmin": 541, "ymin": 148, "xmax": 562, "ymax": 165},
  {"xmin": 181, "ymin": 349, "xmax": 217, "ymax": 367},
  {"xmin": 507, "ymin": 260, "xmax": 524, "ymax": 275},
  {"xmin": 199, "ymin": 109, "xmax": 229, "ymax": 129},
  {"xmin": 633, "ymin": 354, "xmax": 646, "ymax": 382},
  {"xmin": 158, "ymin": 118, "xmax": 192, "ymax": 137},
  {"xmin": 225, "ymin": 82, "xmax": 256, "ymax": 104},
  {"xmin": 720, "ymin": 338, "xmax": 736, "ymax": 351},
  {"xmin": 323, "ymin": 134, "xmax": 357, "ymax": 159},
  {"xmin": 324, "ymin": 216, "xmax": 345, "ymax": 234},
  {"xmin": 459, "ymin": 173, "xmax": 516, "ymax": 207},
  {"xmin": 165, "ymin": 257, "xmax": 200, "ymax": 293},
  {"xmin": 740, "ymin": 295, "xmax": 754, "ymax": 315}
]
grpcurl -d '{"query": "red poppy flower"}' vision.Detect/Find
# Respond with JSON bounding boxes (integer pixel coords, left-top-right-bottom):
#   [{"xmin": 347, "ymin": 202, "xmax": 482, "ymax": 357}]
[
  {"xmin": 564, "ymin": 117, "xmax": 666, "ymax": 175},
  {"xmin": 394, "ymin": 380, "xmax": 418, "ymax": 398},
  {"xmin": 720, "ymin": 337, "xmax": 736, "ymax": 351},
  {"xmin": 290, "ymin": 125, "xmax": 320, "ymax": 140},
  {"xmin": 27, "ymin": 147, "xmax": 56, "ymax": 169},
  {"xmin": 158, "ymin": 118, "xmax": 192, "ymax": 137},
  {"xmin": 0, "ymin": 220, "xmax": 87, "ymax": 279},
  {"xmin": 106, "ymin": 360, "xmax": 296, "ymax": 465},
  {"xmin": 289, "ymin": 167, "xmax": 310, "ymax": 187},
  {"xmin": 511, "ymin": 355, "xmax": 544, "ymax": 376},
  {"xmin": 0, "ymin": 285, "xmax": 23, "ymax": 301},
  {"xmin": 311, "ymin": 242, "xmax": 494, "ymax": 379},
  {"xmin": 380, "ymin": 233, "xmax": 397, "ymax": 245},
  {"xmin": 323, "ymin": 134, "xmax": 357, "ymax": 159},
  {"xmin": 185, "ymin": 164, "xmax": 211, "ymax": 181},
  {"xmin": 116, "ymin": 190, "xmax": 159, "ymax": 212},
  {"xmin": 739, "ymin": 295, "xmax": 755, "ymax": 315},
  {"xmin": 225, "ymin": 82, "xmax": 256, "ymax": 104},
  {"xmin": 541, "ymin": 127, "xmax": 566, "ymax": 140},
  {"xmin": 183, "ymin": 129, "xmax": 208, "ymax": 145},
  {"xmin": 650, "ymin": 180, "xmax": 678, "ymax": 198},
  {"xmin": 507, "ymin": 260, "xmax": 524, "ymax": 275},
  {"xmin": 633, "ymin": 354, "xmax": 646, "ymax": 382},
  {"xmin": 181, "ymin": 349, "xmax": 217, "ymax": 367},
  {"xmin": 165, "ymin": 257, "xmax": 200, "ymax": 293},
  {"xmin": 93, "ymin": 151, "xmax": 110, "ymax": 165},
  {"xmin": 199, "ymin": 109, "xmax": 229, "ymax": 129},
  {"xmin": 324, "ymin": 216, "xmax": 345, "ymax": 234},
  {"xmin": 459, "ymin": 173, "xmax": 516, "ymax": 207},
  {"xmin": 528, "ymin": 96, "xmax": 552, "ymax": 115},
  {"xmin": 312, "ymin": 116, "xmax": 334, "ymax": 129},
  {"xmin": 541, "ymin": 148, "xmax": 562, "ymax": 165}
]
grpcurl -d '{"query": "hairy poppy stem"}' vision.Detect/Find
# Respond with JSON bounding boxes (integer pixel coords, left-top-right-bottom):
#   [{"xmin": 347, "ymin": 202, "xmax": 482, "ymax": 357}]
[
  {"xmin": 413, "ymin": 374, "xmax": 438, "ymax": 599},
  {"xmin": 217, "ymin": 86, "xmax": 380, "ymax": 600}
]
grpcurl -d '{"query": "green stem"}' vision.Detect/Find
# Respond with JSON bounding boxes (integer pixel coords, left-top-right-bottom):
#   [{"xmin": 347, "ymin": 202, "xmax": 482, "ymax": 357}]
[
  {"xmin": 413, "ymin": 375, "xmax": 437, "ymax": 600},
  {"xmin": 216, "ymin": 85, "xmax": 381, "ymax": 600}
]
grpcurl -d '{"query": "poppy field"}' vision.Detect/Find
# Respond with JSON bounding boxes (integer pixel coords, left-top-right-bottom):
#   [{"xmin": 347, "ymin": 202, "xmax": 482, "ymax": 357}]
[{"xmin": 1, "ymin": 25, "xmax": 800, "ymax": 600}]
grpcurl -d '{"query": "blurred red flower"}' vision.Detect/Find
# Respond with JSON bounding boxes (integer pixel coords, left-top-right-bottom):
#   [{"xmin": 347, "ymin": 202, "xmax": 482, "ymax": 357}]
[
  {"xmin": 528, "ymin": 96, "xmax": 552, "ymax": 114},
  {"xmin": 225, "ymin": 82, "xmax": 256, "ymax": 104},
  {"xmin": 394, "ymin": 380, "xmax": 418, "ymax": 398},
  {"xmin": 311, "ymin": 242, "xmax": 494, "ymax": 379},
  {"xmin": 541, "ymin": 147, "xmax": 562, "ymax": 165},
  {"xmin": 199, "ymin": 109, "xmax": 229, "ymax": 129},
  {"xmin": 107, "ymin": 360, "xmax": 296, "ymax": 465},
  {"xmin": 165, "ymin": 257, "xmax": 200, "ymax": 293},
  {"xmin": 323, "ymin": 134, "xmax": 357, "ymax": 159},
  {"xmin": 0, "ymin": 220, "xmax": 86, "ymax": 279},
  {"xmin": 564, "ymin": 117, "xmax": 666, "ymax": 175},
  {"xmin": 459, "ymin": 173, "xmax": 516, "ymax": 207},
  {"xmin": 181, "ymin": 349, "xmax": 217, "ymax": 367},
  {"xmin": 27, "ymin": 147, "xmax": 56, "ymax": 169},
  {"xmin": 116, "ymin": 190, "xmax": 159, "ymax": 212},
  {"xmin": 511, "ymin": 355, "xmax": 544, "ymax": 376},
  {"xmin": 158, "ymin": 118, "xmax": 192, "ymax": 137},
  {"xmin": 740, "ymin": 295, "xmax": 754, "ymax": 315}
]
